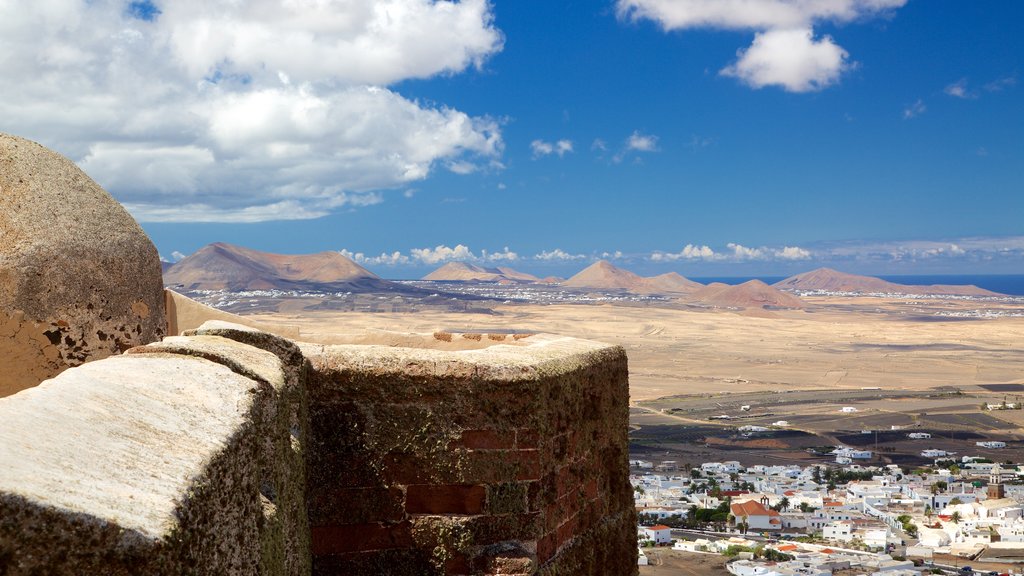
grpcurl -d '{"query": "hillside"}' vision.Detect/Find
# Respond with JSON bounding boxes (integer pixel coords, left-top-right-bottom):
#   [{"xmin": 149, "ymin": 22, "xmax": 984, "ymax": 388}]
[
  {"xmin": 563, "ymin": 261, "xmax": 702, "ymax": 294},
  {"xmin": 164, "ymin": 242, "xmax": 394, "ymax": 292},
  {"xmin": 646, "ymin": 272, "xmax": 704, "ymax": 294},
  {"xmin": 690, "ymin": 279, "xmax": 805, "ymax": 309},
  {"xmin": 423, "ymin": 262, "xmax": 540, "ymax": 283},
  {"xmin": 775, "ymin": 268, "xmax": 1000, "ymax": 297}
]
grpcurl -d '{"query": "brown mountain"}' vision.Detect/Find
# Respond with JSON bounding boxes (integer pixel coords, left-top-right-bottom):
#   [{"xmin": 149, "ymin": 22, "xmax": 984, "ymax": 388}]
[
  {"xmin": 423, "ymin": 262, "xmax": 540, "ymax": 283},
  {"xmin": 164, "ymin": 242, "xmax": 393, "ymax": 292},
  {"xmin": 774, "ymin": 267, "xmax": 1000, "ymax": 296},
  {"xmin": 563, "ymin": 261, "xmax": 702, "ymax": 294},
  {"xmin": 562, "ymin": 260, "xmax": 647, "ymax": 291},
  {"xmin": 690, "ymin": 279, "xmax": 805, "ymax": 309},
  {"xmin": 646, "ymin": 272, "xmax": 704, "ymax": 294}
]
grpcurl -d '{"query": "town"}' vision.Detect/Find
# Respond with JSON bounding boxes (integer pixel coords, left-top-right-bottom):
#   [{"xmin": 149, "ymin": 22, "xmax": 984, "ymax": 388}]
[{"xmin": 633, "ymin": 450, "xmax": 1024, "ymax": 575}]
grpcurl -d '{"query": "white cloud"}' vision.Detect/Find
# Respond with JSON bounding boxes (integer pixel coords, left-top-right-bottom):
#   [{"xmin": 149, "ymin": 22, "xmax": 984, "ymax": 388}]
[
  {"xmin": 534, "ymin": 249, "xmax": 586, "ymax": 261},
  {"xmin": 626, "ymin": 131, "xmax": 659, "ymax": 152},
  {"xmin": 340, "ymin": 250, "xmax": 411, "ymax": 266},
  {"xmin": 944, "ymin": 78, "xmax": 975, "ymax": 99},
  {"xmin": 410, "ymin": 244, "xmax": 477, "ymax": 265},
  {"xmin": 0, "ymin": 0, "xmax": 504, "ymax": 222},
  {"xmin": 720, "ymin": 28, "xmax": 849, "ymax": 92},
  {"xmin": 482, "ymin": 247, "xmax": 519, "ymax": 262},
  {"xmin": 171, "ymin": 250, "xmax": 187, "ymax": 262},
  {"xmin": 651, "ymin": 244, "xmax": 717, "ymax": 261},
  {"xmin": 728, "ymin": 243, "xmax": 768, "ymax": 260},
  {"xmin": 616, "ymin": 0, "xmax": 905, "ymax": 92},
  {"xmin": 903, "ymin": 99, "xmax": 926, "ymax": 119},
  {"xmin": 531, "ymin": 138, "xmax": 574, "ymax": 158},
  {"xmin": 615, "ymin": 0, "xmax": 906, "ymax": 30},
  {"xmin": 777, "ymin": 246, "xmax": 811, "ymax": 260},
  {"xmin": 984, "ymin": 76, "xmax": 1017, "ymax": 92}
]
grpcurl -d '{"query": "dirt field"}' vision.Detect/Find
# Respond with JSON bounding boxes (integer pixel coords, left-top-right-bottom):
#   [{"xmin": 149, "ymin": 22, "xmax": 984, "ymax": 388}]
[
  {"xmin": 639, "ymin": 550, "xmax": 729, "ymax": 575},
  {"xmin": 237, "ymin": 294, "xmax": 1024, "ymax": 467},
  {"xmin": 243, "ymin": 296, "xmax": 1024, "ymax": 402}
]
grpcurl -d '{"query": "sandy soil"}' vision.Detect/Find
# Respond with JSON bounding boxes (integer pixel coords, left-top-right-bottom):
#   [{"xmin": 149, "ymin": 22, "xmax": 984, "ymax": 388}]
[
  {"xmin": 245, "ymin": 298, "xmax": 1024, "ymax": 402},
  {"xmin": 639, "ymin": 550, "xmax": 729, "ymax": 575}
]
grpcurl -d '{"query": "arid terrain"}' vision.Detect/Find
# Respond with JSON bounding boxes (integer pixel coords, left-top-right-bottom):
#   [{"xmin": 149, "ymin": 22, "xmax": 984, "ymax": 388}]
[{"xmin": 225, "ymin": 289, "xmax": 1024, "ymax": 467}]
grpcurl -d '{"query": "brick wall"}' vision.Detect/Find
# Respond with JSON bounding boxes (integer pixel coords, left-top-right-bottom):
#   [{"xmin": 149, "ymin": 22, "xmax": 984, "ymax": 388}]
[{"xmin": 302, "ymin": 335, "xmax": 637, "ymax": 575}]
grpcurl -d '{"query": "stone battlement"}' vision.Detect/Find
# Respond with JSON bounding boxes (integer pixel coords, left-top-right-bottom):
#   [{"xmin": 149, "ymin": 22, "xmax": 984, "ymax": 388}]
[{"xmin": 0, "ymin": 320, "xmax": 637, "ymax": 575}]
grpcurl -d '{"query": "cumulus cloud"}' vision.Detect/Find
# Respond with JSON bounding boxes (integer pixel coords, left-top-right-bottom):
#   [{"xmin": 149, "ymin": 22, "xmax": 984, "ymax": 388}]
[
  {"xmin": 650, "ymin": 244, "xmax": 717, "ymax": 261},
  {"xmin": 534, "ymin": 249, "xmax": 586, "ymax": 261},
  {"xmin": 728, "ymin": 243, "xmax": 768, "ymax": 260},
  {"xmin": 777, "ymin": 246, "xmax": 812, "ymax": 260},
  {"xmin": 903, "ymin": 99, "xmax": 926, "ymax": 119},
  {"xmin": 721, "ymin": 28, "xmax": 849, "ymax": 92},
  {"xmin": 171, "ymin": 250, "xmax": 188, "ymax": 262},
  {"xmin": 481, "ymin": 247, "xmax": 519, "ymax": 262},
  {"xmin": 410, "ymin": 244, "xmax": 477, "ymax": 265},
  {"xmin": 616, "ymin": 0, "xmax": 905, "ymax": 92},
  {"xmin": 531, "ymin": 139, "xmax": 574, "ymax": 158},
  {"xmin": 0, "ymin": 0, "xmax": 504, "ymax": 222},
  {"xmin": 651, "ymin": 243, "xmax": 812, "ymax": 262},
  {"xmin": 339, "ymin": 249, "xmax": 410, "ymax": 266}
]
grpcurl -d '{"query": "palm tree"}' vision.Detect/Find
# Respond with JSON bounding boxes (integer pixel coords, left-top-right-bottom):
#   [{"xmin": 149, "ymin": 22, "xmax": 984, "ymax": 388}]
[
  {"xmin": 951, "ymin": 511, "xmax": 962, "ymax": 524},
  {"xmin": 778, "ymin": 497, "xmax": 790, "ymax": 512}
]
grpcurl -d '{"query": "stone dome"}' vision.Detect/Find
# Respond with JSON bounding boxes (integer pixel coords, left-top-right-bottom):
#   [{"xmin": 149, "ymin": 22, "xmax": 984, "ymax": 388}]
[{"xmin": 0, "ymin": 133, "xmax": 166, "ymax": 395}]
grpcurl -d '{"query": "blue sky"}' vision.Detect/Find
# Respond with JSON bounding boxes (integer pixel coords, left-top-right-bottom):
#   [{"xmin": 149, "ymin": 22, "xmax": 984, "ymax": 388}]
[{"xmin": 2, "ymin": 0, "xmax": 1021, "ymax": 277}]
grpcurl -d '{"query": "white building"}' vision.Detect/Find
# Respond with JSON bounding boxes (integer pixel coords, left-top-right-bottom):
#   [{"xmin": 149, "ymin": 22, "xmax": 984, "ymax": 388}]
[
  {"xmin": 977, "ymin": 441, "xmax": 1007, "ymax": 449},
  {"xmin": 642, "ymin": 524, "xmax": 673, "ymax": 545},
  {"xmin": 840, "ymin": 407, "xmax": 858, "ymax": 413},
  {"xmin": 823, "ymin": 521, "xmax": 853, "ymax": 542},
  {"xmin": 908, "ymin": 432, "xmax": 931, "ymax": 439},
  {"xmin": 921, "ymin": 449, "xmax": 951, "ymax": 458},
  {"xmin": 833, "ymin": 447, "xmax": 873, "ymax": 460}
]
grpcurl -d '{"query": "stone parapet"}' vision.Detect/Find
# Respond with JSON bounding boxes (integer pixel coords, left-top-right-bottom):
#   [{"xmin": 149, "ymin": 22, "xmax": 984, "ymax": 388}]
[{"xmin": 0, "ymin": 323, "xmax": 636, "ymax": 576}]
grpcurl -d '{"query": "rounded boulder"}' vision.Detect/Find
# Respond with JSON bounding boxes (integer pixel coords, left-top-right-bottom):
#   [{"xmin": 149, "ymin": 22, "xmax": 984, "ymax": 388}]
[{"xmin": 0, "ymin": 133, "xmax": 166, "ymax": 396}]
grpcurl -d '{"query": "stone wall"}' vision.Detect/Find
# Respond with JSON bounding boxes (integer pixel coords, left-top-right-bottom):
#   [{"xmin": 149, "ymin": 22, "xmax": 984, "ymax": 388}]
[
  {"xmin": 0, "ymin": 322, "xmax": 636, "ymax": 576},
  {"xmin": 302, "ymin": 333, "xmax": 636, "ymax": 575}
]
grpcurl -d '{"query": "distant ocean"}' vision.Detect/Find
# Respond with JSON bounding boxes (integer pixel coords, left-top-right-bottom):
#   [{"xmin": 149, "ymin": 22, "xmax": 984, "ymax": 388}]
[{"xmin": 691, "ymin": 275, "xmax": 1024, "ymax": 296}]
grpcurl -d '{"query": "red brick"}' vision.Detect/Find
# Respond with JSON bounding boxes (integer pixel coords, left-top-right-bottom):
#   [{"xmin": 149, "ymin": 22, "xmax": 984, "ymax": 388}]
[
  {"xmin": 536, "ymin": 532, "xmax": 556, "ymax": 564},
  {"xmin": 556, "ymin": 514, "xmax": 579, "ymax": 548},
  {"xmin": 406, "ymin": 484, "xmax": 486, "ymax": 515},
  {"xmin": 445, "ymin": 552, "xmax": 473, "ymax": 574},
  {"xmin": 463, "ymin": 449, "xmax": 542, "ymax": 483},
  {"xmin": 454, "ymin": 429, "xmax": 516, "ymax": 450},
  {"xmin": 380, "ymin": 453, "xmax": 433, "ymax": 484},
  {"xmin": 311, "ymin": 521, "xmax": 413, "ymax": 556},
  {"xmin": 515, "ymin": 449, "xmax": 542, "ymax": 481},
  {"xmin": 516, "ymin": 429, "xmax": 540, "ymax": 449}
]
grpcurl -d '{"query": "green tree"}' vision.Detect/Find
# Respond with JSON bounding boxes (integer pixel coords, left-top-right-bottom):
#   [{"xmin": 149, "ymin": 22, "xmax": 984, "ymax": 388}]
[{"xmin": 950, "ymin": 511, "xmax": 962, "ymax": 524}]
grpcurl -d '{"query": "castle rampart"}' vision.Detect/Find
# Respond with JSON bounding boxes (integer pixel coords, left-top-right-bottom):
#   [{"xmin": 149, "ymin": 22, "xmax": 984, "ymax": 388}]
[{"xmin": 0, "ymin": 321, "xmax": 637, "ymax": 575}]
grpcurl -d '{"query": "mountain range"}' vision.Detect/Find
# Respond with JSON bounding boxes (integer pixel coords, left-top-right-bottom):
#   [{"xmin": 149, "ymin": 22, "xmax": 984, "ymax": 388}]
[
  {"xmin": 163, "ymin": 245, "xmax": 1002, "ymax": 307},
  {"xmin": 164, "ymin": 242, "xmax": 394, "ymax": 292}
]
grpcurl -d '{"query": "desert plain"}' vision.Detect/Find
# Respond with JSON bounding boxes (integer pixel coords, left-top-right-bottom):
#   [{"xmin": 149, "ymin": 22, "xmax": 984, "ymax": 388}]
[{"xmin": 226, "ymin": 289, "xmax": 1024, "ymax": 468}]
